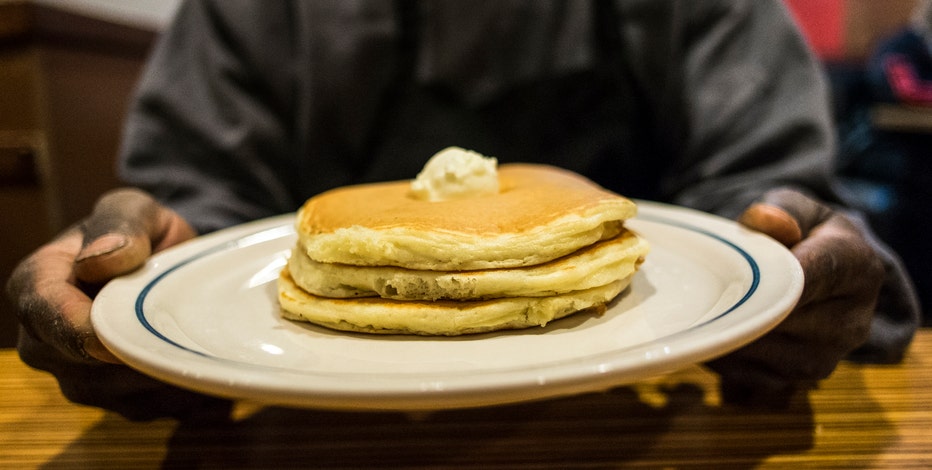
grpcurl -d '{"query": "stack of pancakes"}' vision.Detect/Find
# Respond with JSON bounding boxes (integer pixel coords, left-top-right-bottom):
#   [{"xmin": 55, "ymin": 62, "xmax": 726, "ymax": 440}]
[{"xmin": 278, "ymin": 163, "xmax": 649, "ymax": 335}]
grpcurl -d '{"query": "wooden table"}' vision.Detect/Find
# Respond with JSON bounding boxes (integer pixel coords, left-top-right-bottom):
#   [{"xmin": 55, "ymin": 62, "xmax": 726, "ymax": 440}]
[{"xmin": 2, "ymin": 330, "xmax": 930, "ymax": 468}]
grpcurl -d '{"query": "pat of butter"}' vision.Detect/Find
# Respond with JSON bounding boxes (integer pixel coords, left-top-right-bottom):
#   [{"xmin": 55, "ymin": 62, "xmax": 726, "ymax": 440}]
[{"xmin": 410, "ymin": 147, "xmax": 499, "ymax": 201}]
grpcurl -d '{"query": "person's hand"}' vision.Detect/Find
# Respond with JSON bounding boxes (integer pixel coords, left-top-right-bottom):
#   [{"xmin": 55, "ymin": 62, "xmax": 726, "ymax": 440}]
[
  {"xmin": 705, "ymin": 188, "xmax": 884, "ymax": 406},
  {"xmin": 6, "ymin": 188, "xmax": 196, "ymax": 364}
]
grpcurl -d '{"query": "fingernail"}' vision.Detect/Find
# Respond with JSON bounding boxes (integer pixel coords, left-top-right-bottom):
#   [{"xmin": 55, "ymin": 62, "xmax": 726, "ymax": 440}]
[{"xmin": 76, "ymin": 234, "xmax": 128, "ymax": 262}]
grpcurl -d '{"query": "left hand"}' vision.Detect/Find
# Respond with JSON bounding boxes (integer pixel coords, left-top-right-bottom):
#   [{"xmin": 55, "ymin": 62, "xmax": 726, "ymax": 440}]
[{"xmin": 705, "ymin": 188, "xmax": 884, "ymax": 405}]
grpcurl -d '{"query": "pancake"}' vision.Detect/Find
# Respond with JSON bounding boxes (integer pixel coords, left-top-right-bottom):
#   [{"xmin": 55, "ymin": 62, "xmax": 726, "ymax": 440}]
[
  {"xmin": 279, "ymin": 151, "xmax": 646, "ymax": 337},
  {"xmin": 295, "ymin": 164, "xmax": 636, "ymax": 271},
  {"xmin": 288, "ymin": 229, "xmax": 649, "ymax": 300},
  {"xmin": 278, "ymin": 269, "xmax": 629, "ymax": 336}
]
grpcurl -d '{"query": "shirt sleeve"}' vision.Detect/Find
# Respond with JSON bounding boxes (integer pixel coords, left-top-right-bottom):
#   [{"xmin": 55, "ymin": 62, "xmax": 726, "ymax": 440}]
[
  {"xmin": 117, "ymin": 0, "xmax": 303, "ymax": 234},
  {"xmin": 615, "ymin": 0, "xmax": 838, "ymax": 217}
]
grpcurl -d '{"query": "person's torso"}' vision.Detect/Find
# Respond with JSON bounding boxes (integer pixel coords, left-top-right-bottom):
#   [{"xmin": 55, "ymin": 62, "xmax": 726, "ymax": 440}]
[{"xmin": 294, "ymin": 0, "xmax": 670, "ymax": 201}]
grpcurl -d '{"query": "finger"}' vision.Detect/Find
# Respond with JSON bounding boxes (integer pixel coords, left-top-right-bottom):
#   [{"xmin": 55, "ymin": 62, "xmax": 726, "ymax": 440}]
[
  {"xmin": 74, "ymin": 188, "xmax": 195, "ymax": 284},
  {"xmin": 6, "ymin": 230, "xmax": 121, "ymax": 364},
  {"xmin": 739, "ymin": 203, "xmax": 802, "ymax": 247},
  {"xmin": 752, "ymin": 188, "xmax": 834, "ymax": 237}
]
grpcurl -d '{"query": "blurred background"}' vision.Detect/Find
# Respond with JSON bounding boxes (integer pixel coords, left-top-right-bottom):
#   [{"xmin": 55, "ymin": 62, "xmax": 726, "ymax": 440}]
[{"xmin": 0, "ymin": 0, "xmax": 928, "ymax": 348}]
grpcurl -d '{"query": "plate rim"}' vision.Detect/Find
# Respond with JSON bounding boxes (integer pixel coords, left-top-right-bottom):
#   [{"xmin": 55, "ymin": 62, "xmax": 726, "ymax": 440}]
[{"xmin": 92, "ymin": 200, "xmax": 803, "ymax": 410}]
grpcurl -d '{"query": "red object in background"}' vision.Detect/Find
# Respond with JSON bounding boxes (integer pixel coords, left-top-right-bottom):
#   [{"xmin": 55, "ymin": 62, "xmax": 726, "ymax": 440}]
[
  {"xmin": 884, "ymin": 54, "xmax": 932, "ymax": 105},
  {"xmin": 784, "ymin": 0, "xmax": 846, "ymax": 60}
]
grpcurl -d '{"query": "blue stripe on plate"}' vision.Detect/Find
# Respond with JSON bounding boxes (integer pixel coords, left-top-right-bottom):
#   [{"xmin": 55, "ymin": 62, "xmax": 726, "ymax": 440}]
[
  {"xmin": 135, "ymin": 225, "xmax": 294, "ymax": 356},
  {"xmin": 640, "ymin": 214, "xmax": 761, "ymax": 320}
]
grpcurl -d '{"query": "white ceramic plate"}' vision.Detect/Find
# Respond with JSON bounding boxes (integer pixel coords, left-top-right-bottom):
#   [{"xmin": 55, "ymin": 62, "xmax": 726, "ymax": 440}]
[{"xmin": 92, "ymin": 201, "xmax": 803, "ymax": 411}]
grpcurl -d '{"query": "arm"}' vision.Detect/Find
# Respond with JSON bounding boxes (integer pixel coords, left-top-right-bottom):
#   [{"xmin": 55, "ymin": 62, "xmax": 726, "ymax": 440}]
[
  {"xmin": 620, "ymin": 0, "xmax": 919, "ymax": 400},
  {"xmin": 10, "ymin": 0, "xmax": 303, "ymax": 419},
  {"xmin": 118, "ymin": 0, "xmax": 303, "ymax": 233},
  {"xmin": 618, "ymin": 0, "xmax": 837, "ymax": 216}
]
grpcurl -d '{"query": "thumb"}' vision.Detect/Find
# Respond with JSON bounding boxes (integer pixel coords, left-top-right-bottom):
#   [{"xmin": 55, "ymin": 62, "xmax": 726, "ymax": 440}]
[
  {"xmin": 74, "ymin": 188, "xmax": 196, "ymax": 284},
  {"xmin": 738, "ymin": 188, "xmax": 833, "ymax": 247}
]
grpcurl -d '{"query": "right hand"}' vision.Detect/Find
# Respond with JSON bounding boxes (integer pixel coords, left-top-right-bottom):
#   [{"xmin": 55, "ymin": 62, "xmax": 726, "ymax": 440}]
[
  {"xmin": 706, "ymin": 188, "xmax": 883, "ymax": 405},
  {"xmin": 6, "ymin": 188, "xmax": 196, "ymax": 363}
]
